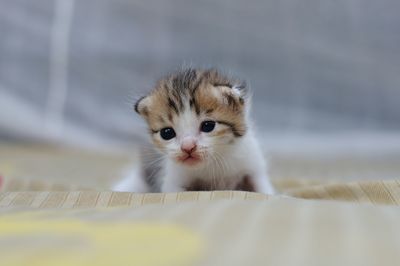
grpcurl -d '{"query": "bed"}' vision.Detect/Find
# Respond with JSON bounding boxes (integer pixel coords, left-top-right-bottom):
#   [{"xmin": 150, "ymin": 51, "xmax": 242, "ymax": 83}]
[{"xmin": 1, "ymin": 142, "xmax": 399, "ymax": 266}]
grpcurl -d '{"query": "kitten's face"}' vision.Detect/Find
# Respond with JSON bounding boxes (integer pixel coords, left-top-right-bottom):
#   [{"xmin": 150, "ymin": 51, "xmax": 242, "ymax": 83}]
[{"xmin": 135, "ymin": 69, "xmax": 248, "ymax": 167}]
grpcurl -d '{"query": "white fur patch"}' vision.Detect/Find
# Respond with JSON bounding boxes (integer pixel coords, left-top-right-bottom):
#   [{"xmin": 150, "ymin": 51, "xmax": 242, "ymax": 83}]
[
  {"xmin": 232, "ymin": 85, "xmax": 242, "ymax": 97},
  {"xmin": 112, "ymin": 165, "xmax": 149, "ymax": 192}
]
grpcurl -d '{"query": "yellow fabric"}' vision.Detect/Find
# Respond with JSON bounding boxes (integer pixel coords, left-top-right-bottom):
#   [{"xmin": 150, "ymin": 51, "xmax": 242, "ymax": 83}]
[
  {"xmin": 0, "ymin": 214, "xmax": 203, "ymax": 266},
  {"xmin": 0, "ymin": 198, "xmax": 399, "ymax": 266},
  {"xmin": 1, "ymin": 144, "xmax": 400, "ymax": 265},
  {"xmin": 1, "ymin": 178, "xmax": 400, "ymax": 266}
]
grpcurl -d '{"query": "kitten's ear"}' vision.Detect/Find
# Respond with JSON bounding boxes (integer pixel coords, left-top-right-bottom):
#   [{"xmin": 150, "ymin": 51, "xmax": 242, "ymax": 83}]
[
  {"xmin": 134, "ymin": 96, "xmax": 151, "ymax": 116},
  {"xmin": 232, "ymin": 82, "xmax": 249, "ymax": 99}
]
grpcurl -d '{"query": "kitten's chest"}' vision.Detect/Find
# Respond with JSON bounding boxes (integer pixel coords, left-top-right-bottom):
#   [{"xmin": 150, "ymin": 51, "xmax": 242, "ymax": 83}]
[
  {"xmin": 182, "ymin": 172, "xmax": 254, "ymax": 191},
  {"xmin": 181, "ymin": 162, "xmax": 249, "ymax": 190}
]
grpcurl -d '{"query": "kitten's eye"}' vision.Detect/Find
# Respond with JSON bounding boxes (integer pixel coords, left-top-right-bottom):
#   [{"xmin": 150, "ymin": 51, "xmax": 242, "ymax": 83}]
[
  {"xmin": 200, "ymin": 121, "xmax": 216, "ymax": 133},
  {"xmin": 160, "ymin": 127, "xmax": 176, "ymax": 140}
]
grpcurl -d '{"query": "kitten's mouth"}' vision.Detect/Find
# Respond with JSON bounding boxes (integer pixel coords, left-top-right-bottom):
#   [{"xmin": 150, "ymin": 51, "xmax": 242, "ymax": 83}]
[{"xmin": 177, "ymin": 154, "xmax": 202, "ymax": 165}]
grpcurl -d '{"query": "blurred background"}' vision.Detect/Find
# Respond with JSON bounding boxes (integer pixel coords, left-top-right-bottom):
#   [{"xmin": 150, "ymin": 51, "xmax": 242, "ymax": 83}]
[{"xmin": 1, "ymin": 0, "xmax": 400, "ymax": 186}]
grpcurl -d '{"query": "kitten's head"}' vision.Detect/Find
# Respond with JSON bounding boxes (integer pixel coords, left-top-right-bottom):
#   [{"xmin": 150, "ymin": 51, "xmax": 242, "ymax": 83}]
[{"xmin": 135, "ymin": 68, "xmax": 249, "ymax": 167}]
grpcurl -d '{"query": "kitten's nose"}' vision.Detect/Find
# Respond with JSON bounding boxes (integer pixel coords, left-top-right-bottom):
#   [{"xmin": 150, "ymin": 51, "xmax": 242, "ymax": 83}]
[{"xmin": 181, "ymin": 138, "xmax": 197, "ymax": 154}]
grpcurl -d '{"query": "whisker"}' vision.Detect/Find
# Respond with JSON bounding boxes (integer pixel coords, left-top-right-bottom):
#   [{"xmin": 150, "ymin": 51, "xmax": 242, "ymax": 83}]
[
  {"xmin": 145, "ymin": 156, "xmax": 165, "ymax": 168},
  {"xmin": 210, "ymin": 152, "xmax": 220, "ymax": 190},
  {"xmin": 214, "ymin": 152, "xmax": 226, "ymax": 188}
]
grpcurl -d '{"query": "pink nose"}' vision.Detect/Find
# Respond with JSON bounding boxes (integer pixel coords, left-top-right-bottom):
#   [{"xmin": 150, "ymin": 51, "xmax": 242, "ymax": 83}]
[{"xmin": 181, "ymin": 138, "xmax": 197, "ymax": 154}]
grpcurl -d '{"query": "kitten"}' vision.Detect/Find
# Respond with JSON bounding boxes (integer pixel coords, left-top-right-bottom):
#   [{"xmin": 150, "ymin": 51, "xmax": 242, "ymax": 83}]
[{"xmin": 114, "ymin": 68, "xmax": 276, "ymax": 194}]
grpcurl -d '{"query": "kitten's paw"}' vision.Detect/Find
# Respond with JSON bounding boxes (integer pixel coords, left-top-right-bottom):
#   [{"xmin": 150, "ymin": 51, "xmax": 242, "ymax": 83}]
[
  {"xmin": 184, "ymin": 179, "xmax": 212, "ymax": 191},
  {"xmin": 161, "ymin": 181, "xmax": 185, "ymax": 193},
  {"xmin": 252, "ymin": 175, "xmax": 277, "ymax": 195},
  {"xmin": 235, "ymin": 175, "xmax": 256, "ymax": 192},
  {"xmin": 112, "ymin": 167, "xmax": 149, "ymax": 193}
]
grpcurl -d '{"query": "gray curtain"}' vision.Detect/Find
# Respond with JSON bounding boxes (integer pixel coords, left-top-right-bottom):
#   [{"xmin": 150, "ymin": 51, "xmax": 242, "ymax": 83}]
[{"xmin": 1, "ymin": 0, "xmax": 399, "ymax": 149}]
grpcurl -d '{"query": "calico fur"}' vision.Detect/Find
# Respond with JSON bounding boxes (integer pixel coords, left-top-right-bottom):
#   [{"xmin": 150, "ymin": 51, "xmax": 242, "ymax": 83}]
[{"xmin": 114, "ymin": 68, "xmax": 276, "ymax": 194}]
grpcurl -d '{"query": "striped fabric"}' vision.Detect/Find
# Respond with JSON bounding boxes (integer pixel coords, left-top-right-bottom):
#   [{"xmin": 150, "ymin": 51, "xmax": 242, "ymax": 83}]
[
  {"xmin": 1, "ymin": 194, "xmax": 400, "ymax": 266},
  {"xmin": 0, "ymin": 190, "xmax": 268, "ymax": 209},
  {"xmin": 1, "ymin": 177, "xmax": 400, "ymax": 207},
  {"xmin": 2, "ymin": 146, "xmax": 400, "ymax": 265},
  {"xmin": 2, "ymin": 142, "xmax": 400, "ymax": 208}
]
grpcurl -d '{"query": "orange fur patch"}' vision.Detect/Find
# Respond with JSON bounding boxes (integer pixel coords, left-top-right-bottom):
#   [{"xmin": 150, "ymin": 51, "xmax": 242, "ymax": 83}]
[{"xmin": 135, "ymin": 68, "xmax": 247, "ymax": 142}]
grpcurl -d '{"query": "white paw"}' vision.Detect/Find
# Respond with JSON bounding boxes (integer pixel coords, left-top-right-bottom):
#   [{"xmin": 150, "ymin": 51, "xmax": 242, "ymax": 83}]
[{"xmin": 112, "ymin": 166, "xmax": 149, "ymax": 193}]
